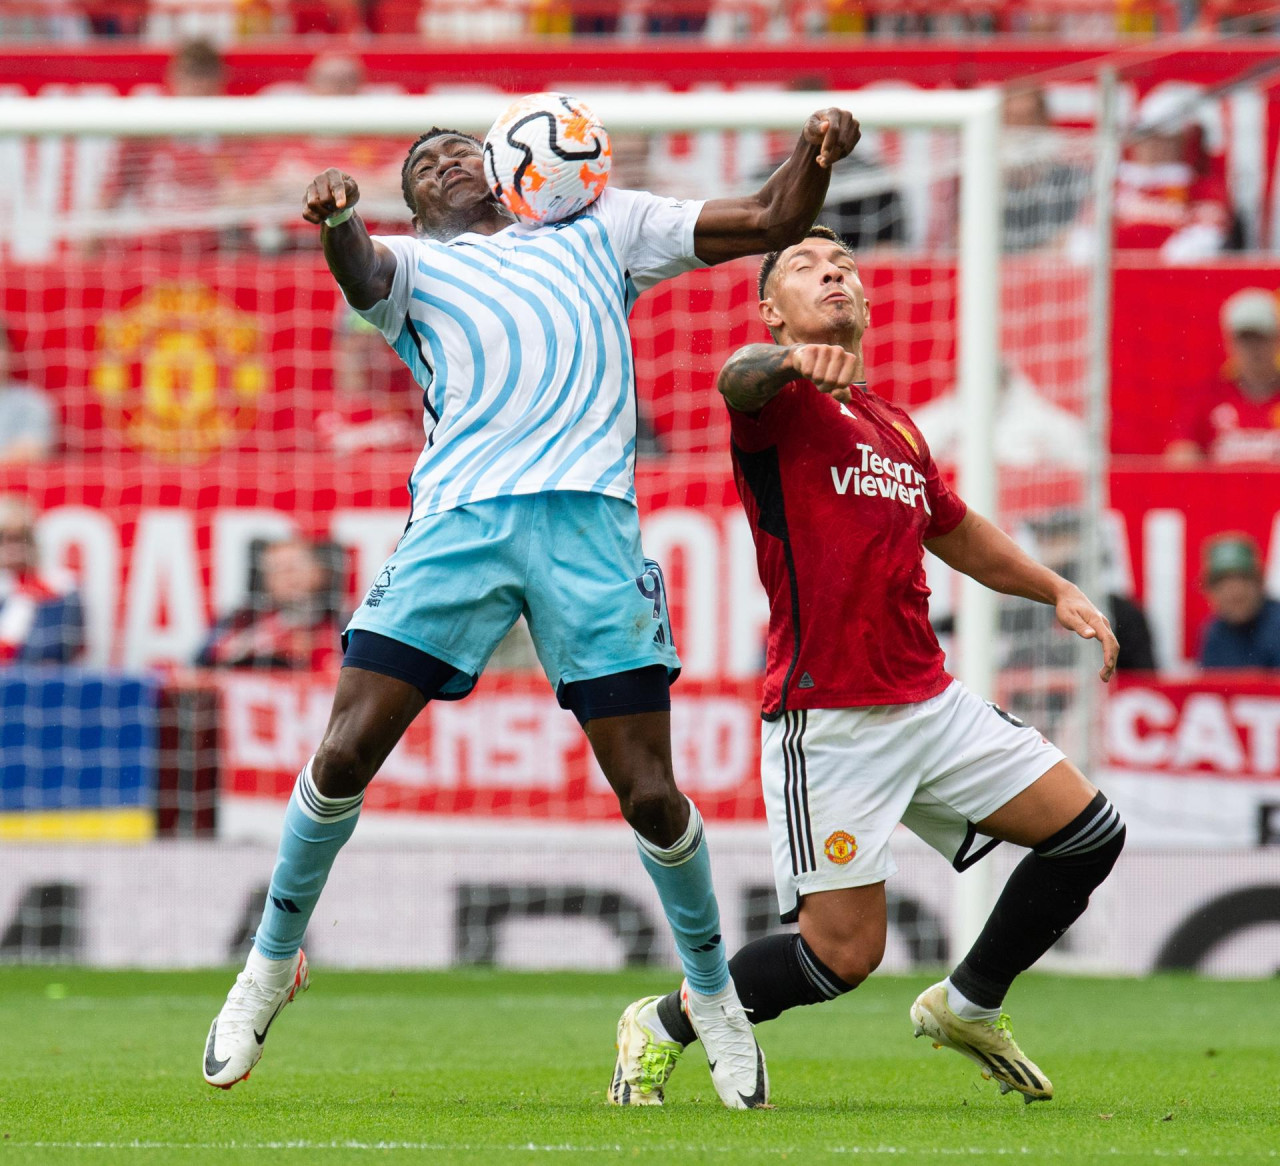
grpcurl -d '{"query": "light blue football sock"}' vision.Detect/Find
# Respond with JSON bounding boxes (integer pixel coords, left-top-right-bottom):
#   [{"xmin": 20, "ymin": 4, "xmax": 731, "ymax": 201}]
[
  {"xmin": 635, "ymin": 798, "xmax": 730, "ymax": 995},
  {"xmin": 253, "ymin": 759, "xmax": 363, "ymax": 961}
]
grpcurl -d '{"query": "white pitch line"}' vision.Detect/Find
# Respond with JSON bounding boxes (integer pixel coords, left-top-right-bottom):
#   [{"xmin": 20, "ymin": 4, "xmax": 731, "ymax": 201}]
[{"xmin": 8, "ymin": 1144, "xmax": 1277, "ymax": 1158}]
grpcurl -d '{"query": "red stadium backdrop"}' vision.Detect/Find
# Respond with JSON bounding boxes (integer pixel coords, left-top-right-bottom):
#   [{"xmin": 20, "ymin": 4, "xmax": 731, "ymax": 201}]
[
  {"xmin": 8, "ymin": 257, "xmax": 1277, "ymax": 457},
  {"xmin": 0, "ymin": 456, "xmax": 1277, "ymax": 838}
]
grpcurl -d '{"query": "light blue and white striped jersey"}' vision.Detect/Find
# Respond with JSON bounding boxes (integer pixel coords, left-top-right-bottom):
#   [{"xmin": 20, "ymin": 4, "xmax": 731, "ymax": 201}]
[{"xmin": 351, "ymin": 187, "xmax": 705, "ymax": 521}]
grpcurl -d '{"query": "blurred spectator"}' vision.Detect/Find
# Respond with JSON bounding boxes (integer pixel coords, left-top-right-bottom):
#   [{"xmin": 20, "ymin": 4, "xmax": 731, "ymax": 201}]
[
  {"xmin": 646, "ymin": 1, "xmax": 709, "ymax": 35},
  {"xmin": 1196, "ymin": 0, "xmax": 1280, "ymax": 34},
  {"xmin": 998, "ymin": 509, "xmax": 1157, "ymax": 674},
  {"xmin": 147, "ymin": 0, "xmax": 240, "ymax": 42},
  {"xmin": 165, "ymin": 36, "xmax": 227, "ymax": 95},
  {"xmin": 0, "ymin": 323, "xmax": 57, "ymax": 464},
  {"xmin": 290, "ymin": 0, "xmax": 366, "ymax": 35},
  {"xmin": 913, "ymin": 365, "xmax": 1087, "ymax": 469},
  {"xmin": 305, "ymin": 51, "xmax": 366, "ymax": 96},
  {"xmin": 0, "ymin": 0, "xmax": 89, "ymax": 40},
  {"xmin": 317, "ymin": 307, "xmax": 422, "ymax": 455},
  {"xmin": 817, "ymin": 149, "xmax": 905, "ymax": 250},
  {"xmin": 1165, "ymin": 288, "xmax": 1280, "ymax": 464},
  {"xmin": 1199, "ymin": 533, "xmax": 1280, "ymax": 669},
  {"xmin": 106, "ymin": 39, "xmax": 239, "ymax": 246},
  {"xmin": 251, "ymin": 53, "xmax": 408, "ymax": 249},
  {"xmin": 197, "ymin": 539, "xmax": 343, "ymax": 670},
  {"xmin": 1114, "ymin": 84, "xmax": 1232, "ymax": 261},
  {"xmin": 1002, "ymin": 86, "xmax": 1091, "ymax": 253},
  {"xmin": 0, "ymin": 496, "xmax": 84, "ymax": 665}
]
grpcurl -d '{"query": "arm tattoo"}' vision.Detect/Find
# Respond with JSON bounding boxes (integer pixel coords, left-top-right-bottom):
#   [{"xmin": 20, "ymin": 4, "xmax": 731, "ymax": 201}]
[{"xmin": 718, "ymin": 344, "xmax": 798, "ymax": 413}]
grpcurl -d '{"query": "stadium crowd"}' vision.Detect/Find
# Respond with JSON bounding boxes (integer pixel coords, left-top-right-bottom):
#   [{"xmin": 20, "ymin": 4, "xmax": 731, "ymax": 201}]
[{"xmin": 5, "ymin": 1, "xmax": 1280, "ymax": 42}]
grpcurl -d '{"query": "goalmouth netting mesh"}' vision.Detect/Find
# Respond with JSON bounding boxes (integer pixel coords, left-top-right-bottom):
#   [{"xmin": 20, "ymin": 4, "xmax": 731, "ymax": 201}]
[{"xmin": 0, "ymin": 90, "xmax": 1124, "ymax": 972}]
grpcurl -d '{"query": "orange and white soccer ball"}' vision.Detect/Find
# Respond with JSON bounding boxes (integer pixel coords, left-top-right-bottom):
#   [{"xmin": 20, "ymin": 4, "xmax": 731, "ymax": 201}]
[{"xmin": 483, "ymin": 92, "xmax": 612, "ymax": 226}]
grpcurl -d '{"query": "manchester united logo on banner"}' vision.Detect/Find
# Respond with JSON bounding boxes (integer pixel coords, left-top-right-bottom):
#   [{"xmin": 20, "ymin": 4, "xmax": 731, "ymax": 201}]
[{"xmin": 91, "ymin": 284, "xmax": 266, "ymax": 459}]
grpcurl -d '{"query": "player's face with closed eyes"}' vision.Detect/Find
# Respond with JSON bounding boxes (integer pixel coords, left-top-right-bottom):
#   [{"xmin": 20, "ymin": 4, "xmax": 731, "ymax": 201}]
[
  {"xmin": 407, "ymin": 135, "xmax": 493, "ymax": 232},
  {"xmin": 762, "ymin": 240, "xmax": 869, "ymax": 346}
]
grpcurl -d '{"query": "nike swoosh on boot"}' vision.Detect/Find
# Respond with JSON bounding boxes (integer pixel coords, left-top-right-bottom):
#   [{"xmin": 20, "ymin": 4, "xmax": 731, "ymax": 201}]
[
  {"xmin": 254, "ymin": 999, "xmax": 287, "ymax": 1045},
  {"xmin": 204, "ymin": 1022, "xmax": 230, "ymax": 1077}
]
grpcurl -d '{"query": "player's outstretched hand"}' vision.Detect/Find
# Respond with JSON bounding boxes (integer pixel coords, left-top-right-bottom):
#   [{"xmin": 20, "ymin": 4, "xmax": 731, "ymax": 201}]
[
  {"xmin": 787, "ymin": 343, "xmax": 859, "ymax": 403},
  {"xmin": 802, "ymin": 108, "xmax": 861, "ymax": 170},
  {"xmin": 1055, "ymin": 586, "xmax": 1120, "ymax": 682},
  {"xmin": 303, "ymin": 168, "xmax": 360, "ymax": 225}
]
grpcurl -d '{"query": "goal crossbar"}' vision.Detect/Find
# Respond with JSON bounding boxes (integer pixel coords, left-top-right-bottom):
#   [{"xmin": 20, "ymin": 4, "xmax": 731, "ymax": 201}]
[{"xmin": 0, "ymin": 90, "xmax": 1000, "ymax": 137}]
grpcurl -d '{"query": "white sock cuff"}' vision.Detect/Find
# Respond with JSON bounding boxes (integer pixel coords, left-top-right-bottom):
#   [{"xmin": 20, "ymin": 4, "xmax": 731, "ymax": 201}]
[
  {"xmin": 247, "ymin": 944, "xmax": 296, "ymax": 984},
  {"xmin": 294, "ymin": 759, "xmax": 364, "ymax": 825},
  {"xmin": 944, "ymin": 976, "xmax": 1001, "ymax": 1022},
  {"xmin": 635, "ymin": 797, "xmax": 704, "ymax": 867}
]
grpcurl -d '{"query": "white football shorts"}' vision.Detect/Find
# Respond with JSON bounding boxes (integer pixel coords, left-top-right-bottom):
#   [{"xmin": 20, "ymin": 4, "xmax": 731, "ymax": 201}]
[{"xmin": 761, "ymin": 679, "xmax": 1066, "ymax": 922}]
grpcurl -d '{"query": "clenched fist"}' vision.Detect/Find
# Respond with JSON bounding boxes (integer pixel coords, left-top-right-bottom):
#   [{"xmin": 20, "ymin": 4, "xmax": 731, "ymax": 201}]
[
  {"xmin": 801, "ymin": 108, "xmax": 861, "ymax": 170},
  {"xmin": 786, "ymin": 343, "xmax": 861, "ymax": 402},
  {"xmin": 304, "ymin": 168, "xmax": 361, "ymax": 225}
]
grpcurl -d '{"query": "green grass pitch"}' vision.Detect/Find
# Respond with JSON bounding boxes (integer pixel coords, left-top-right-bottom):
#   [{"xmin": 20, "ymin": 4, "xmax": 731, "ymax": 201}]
[{"xmin": 3, "ymin": 967, "xmax": 1277, "ymax": 1164}]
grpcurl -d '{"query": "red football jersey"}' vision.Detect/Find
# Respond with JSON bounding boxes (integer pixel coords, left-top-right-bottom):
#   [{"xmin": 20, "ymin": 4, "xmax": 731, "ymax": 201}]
[
  {"xmin": 1172, "ymin": 377, "xmax": 1280, "ymax": 463},
  {"xmin": 730, "ymin": 379, "xmax": 967, "ymax": 717}
]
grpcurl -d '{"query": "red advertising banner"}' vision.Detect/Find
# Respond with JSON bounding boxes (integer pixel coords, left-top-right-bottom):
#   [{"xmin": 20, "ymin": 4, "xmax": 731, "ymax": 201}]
[
  {"xmin": 0, "ymin": 457, "xmax": 1277, "ymax": 835},
  {"xmin": 1105, "ymin": 674, "xmax": 1280, "ymax": 780},
  {"xmin": 218, "ymin": 670, "xmax": 1280, "ymax": 837},
  {"xmin": 1101, "ymin": 674, "xmax": 1280, "ymax": 847},
  {"xmin": 0, "ymin": 458, "xmax": 1276, "ymax": 675},
  {"xmin": 218, "ymin": 670, "xmax": 766, "ymax": 823}
]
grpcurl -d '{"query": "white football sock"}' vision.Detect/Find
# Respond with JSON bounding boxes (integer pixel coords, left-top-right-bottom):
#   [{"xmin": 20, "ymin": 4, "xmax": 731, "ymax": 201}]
[
  {"xmin": 639, "ymin": 999, "xmax": 676, "ymax": 1045},
  {"xmin": 246, "ymin": 945, "xmax": 296, "ymax": 988},
  {"xmin": 944, "ymin": 977, "xmax": 1001, "ymax": 1023}
]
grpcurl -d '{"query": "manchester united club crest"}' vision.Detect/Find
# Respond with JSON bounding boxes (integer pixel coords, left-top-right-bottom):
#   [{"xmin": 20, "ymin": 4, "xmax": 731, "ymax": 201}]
[
  {"xmin": 891, "ymin": 421, "xmax": 919, "ymax": 455},
  {"xmin": 91, "ymin": 283, "xmax": 266, "ymax": 459},
  {"xmin": 824, "ymin": 830, "xmax": 857, "ymax": 865}
]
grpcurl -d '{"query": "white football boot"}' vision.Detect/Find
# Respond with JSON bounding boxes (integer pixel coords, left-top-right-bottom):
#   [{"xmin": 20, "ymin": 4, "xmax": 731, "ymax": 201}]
[
  {"xmin": 608, "ymin": 996, "xmax": 685, "ymax": 1106},
  {"xmin": 681, "ymin": 979, "xmax": 769, "ymax": 1109},
  {"xmin": 910, "ymin": 981, "xmax": 1053, "ymax": 1103},
  {"xmin": 203, "ymin": 949, "xmax": 309, "ymax": 1089}
]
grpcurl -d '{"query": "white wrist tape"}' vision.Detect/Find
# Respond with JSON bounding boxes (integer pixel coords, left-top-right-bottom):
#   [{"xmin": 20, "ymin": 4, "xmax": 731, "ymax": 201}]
[{"xmin": 324, "ymin": 205, "xmax": 356, "ymax": 228}]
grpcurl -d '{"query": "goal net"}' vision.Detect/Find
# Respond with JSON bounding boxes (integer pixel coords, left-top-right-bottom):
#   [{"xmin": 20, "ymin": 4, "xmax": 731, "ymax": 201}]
[{"xmin": 0, "ymin": 89, "xmax": 1130, "ymax": 974}]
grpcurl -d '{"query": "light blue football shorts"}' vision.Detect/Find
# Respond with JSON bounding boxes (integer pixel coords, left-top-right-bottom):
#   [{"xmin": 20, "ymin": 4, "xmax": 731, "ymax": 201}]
[{"xmin": 344, "ymin": 491, "xmax": 680, "ymax": 700}]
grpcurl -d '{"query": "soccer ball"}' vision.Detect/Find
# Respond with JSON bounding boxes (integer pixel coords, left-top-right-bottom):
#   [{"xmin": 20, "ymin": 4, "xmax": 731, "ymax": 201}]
[{"xmin": 483, "ymin": 92, "xmax": 612, "ymax": 226}]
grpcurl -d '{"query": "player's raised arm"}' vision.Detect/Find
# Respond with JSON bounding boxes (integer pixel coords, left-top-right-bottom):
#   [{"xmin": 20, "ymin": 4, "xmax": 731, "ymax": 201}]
[
  {"xmin": 692, "ymin": 108, "xmax": 860, "ymax": 266},
  {"xmin": 719, "ymin": 342, "xmax": 862, "ymax": 413},
  {"xmin": 303, "ymin": 167, "xmax": 398, "ymax": 310},
  {"xmin": 925, "ymin": 510, "xmax": 1120, "ymax": 682}
]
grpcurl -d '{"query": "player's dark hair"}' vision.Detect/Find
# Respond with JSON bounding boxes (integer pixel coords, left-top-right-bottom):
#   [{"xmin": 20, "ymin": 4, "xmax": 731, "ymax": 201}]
[
  {"xmin": 400, "ymin": 127, "xmax": 483, "ymax": 211},
  {"xmin": 757, "ymin": 225, "xmax": 854, "ymax": 300}
]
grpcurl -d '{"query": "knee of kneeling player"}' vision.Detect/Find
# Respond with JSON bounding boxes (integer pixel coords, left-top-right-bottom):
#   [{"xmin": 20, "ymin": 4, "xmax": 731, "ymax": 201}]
[{"xmin": 810, "ymin": 930, "xmax": 885, "ymax": 988}]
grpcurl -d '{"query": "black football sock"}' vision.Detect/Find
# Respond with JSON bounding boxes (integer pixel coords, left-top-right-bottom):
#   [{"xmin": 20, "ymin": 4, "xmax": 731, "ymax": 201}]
[
  {"xmin": 655, "ymin": 933, "xmax": 854, "ymax": 1047},
  {"xmin": 950, "ymin": 791, "xmax": 1126, "ymax": 1010}
]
